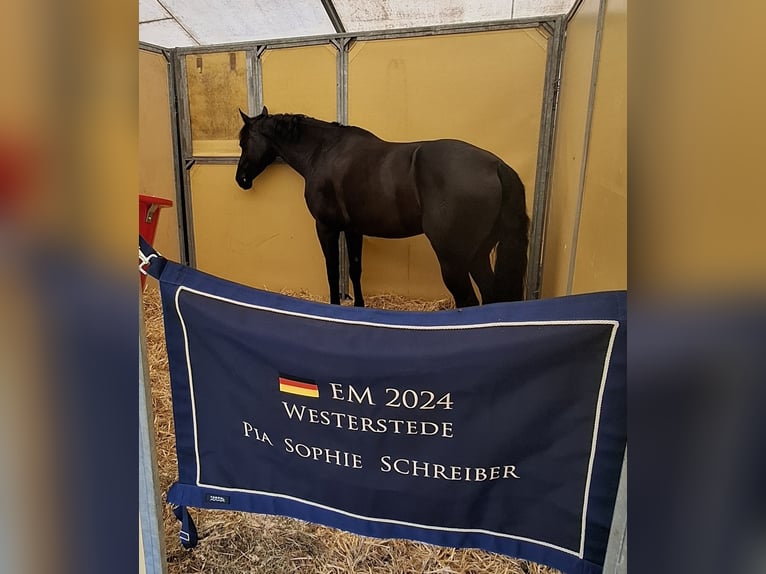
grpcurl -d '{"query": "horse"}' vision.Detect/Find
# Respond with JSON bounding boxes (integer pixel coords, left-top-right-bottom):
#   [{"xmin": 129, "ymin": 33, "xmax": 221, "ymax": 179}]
[{"xmin": 235, "ymin": 107, "xmax": 529, "ymax": 308}]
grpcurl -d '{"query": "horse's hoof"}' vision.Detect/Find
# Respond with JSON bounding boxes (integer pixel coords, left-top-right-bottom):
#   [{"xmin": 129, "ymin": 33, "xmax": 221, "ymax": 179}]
[{"xmin": 354, "ymin": 300, "xmax": 365, "ymax": 308}]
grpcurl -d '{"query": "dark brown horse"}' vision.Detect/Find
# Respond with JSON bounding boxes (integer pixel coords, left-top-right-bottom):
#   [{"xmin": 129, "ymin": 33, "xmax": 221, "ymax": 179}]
[{"xmin": 236, "ymin": 107, "xmax": 529, "ymax": 308}]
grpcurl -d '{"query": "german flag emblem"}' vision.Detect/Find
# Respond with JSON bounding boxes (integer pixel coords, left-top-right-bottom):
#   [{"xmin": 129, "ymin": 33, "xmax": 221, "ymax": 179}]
[{"xmin": 279, "ymin": 376, "xmax": 319, "ymax": 398}]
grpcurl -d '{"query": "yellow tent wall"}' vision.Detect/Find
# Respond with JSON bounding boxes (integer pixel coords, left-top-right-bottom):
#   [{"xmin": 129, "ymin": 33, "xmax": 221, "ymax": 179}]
[
  {"xmin": 139, "ymin": 49, "xmax": 180, "ymax": 262},
  {"xmin": 571, "ymin": 0, "xmax": 627, "ymax": 293},
  {"xmin": 542, "ymin": 0, "xmax": 626, "ymax": 297},
  {"xmin": 183, "ymin": 32, "xmax": 547, "ymax": 302},
  {"xmin": 348, "ymin": 30, "xmax": 547, "ymax": 300},
  {"xmin": 165, "ymin": 10, "xmax": 625, "ymax": 302},
  {"xmin": 188, "ymin": 45, "xmax": 336, "ymax": 295}
]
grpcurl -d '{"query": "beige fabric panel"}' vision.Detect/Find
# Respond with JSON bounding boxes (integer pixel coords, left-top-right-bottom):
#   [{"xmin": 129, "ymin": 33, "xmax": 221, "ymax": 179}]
[
  {"xmin": 541, "ymin": 0, "xmax": 601, "ymax": 298},
  {"xmin": 262, "ymin": 44, "xmax": 337, "ymax": 119},
  {"xmin": 349, "ymin": 30, "xmax": 547, "ymax": 299},
  {"xmin": 192, "ymin": 45, "xmax": 336, "ymax": 297},
  {"xmin": 186, "ymin": 51, "xmax": 249, "ymax": 156},
  {"xmin": 191, "ymin": 164, "xmax": 329, "ymax": 294},
  {"xmin": 139, "ymin": 49, "xmax": 180, "ymax": 261},
  {"xmin": 572, "ymin": 0, "xmax": 627, "ymax": 293}
]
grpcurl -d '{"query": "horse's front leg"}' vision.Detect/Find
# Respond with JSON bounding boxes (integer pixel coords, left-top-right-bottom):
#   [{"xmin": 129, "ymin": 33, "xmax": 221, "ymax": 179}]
[
  {"xmin": 316, "ymin": 221, "xmax": 341, "ymax": 305},
  {"xmin": 344, "ymin": 231, "xmax": 364, "ymax": 307}
]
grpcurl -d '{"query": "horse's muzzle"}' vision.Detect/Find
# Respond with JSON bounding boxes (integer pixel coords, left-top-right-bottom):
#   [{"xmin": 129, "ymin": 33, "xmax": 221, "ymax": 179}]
[{"xmin": 237, "ymin": 176, "xmax": 253, "ymax": 190}]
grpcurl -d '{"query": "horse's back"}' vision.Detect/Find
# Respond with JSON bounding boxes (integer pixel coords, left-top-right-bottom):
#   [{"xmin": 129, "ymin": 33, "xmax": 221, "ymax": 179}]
[
  {"xmin": 417, "ymin": 139, "xmax": 506, "ymax": 170},
  {"xmin": 414, "ymin": 139, "xmax": 508, "ymax": 200}
]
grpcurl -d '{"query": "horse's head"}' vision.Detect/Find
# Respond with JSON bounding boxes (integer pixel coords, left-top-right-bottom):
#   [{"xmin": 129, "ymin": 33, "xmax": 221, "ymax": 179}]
[{"xmin": 236, "ymin": 106, "xmax": 277, "ymax": 190}]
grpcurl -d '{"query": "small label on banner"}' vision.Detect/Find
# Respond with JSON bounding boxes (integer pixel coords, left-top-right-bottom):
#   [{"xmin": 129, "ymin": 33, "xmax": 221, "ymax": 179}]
[{"xmin": 205, "ymin": 493, "xmax": 230, "ymax": 504}]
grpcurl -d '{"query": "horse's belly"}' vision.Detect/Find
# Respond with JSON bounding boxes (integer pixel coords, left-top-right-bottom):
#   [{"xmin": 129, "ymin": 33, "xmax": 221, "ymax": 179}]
[
  {"xmin": 346, "ymin": 193, "xmax": 423, "ymax": 238},
  {"xmin": 359, "ymin": 223, "xmax": 423, "ymax": 239},
  {"xmin": 344, "ymin": 173, "xmax": 423, "ymax": 237}
]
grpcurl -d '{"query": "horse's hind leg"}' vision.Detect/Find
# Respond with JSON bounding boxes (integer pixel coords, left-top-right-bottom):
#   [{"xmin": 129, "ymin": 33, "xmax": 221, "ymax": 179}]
[
  {"xmin": 427, "ymin": 244, "xmax": 479, "ymax": 308},
  {"xmin": 470, "ymin": 249, "xmax": 495, "ymax": 305},
  {"xmin": 344, "ymin": 231, "xmax": 365, "ymax": 307},
  {"xmin": 316, "ymin": 221, "xmax": 341, "ymax": 305},
  {"xmin": 424, "ymin": 224, "xmax": 479, "ymax": 308},
  {"xmin": 466, "ymin": 232, "xmax": 498, "ymax": 304},
  {"xmin": 438, "ymin": 257, "xmax": 479, "ymax": 308}
]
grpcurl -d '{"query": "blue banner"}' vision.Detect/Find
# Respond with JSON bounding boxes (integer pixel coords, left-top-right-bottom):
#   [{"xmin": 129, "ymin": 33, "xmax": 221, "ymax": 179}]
[{"xmin": 154, "ymin": 257, "xmax": 625, "ymax": 574}]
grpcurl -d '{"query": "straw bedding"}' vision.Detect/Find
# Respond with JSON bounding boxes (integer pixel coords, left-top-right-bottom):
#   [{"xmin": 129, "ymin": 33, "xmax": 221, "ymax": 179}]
[{"xmin": 143, "ymin": 287, "xmax": 559, "ymax": 574}]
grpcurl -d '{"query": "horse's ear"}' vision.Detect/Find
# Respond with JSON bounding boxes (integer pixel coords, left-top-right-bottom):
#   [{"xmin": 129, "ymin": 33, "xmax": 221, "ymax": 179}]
[
  {"xmin": 261, "ymin": 105, "xmax": 269, "ymax": 116},
  {"xmin": 239, "ymin": 108, "xmax": 250, "ymax": 123}
]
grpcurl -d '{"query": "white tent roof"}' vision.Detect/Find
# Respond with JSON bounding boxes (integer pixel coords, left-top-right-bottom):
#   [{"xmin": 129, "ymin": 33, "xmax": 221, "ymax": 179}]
[{"xmin": 139, "ymin": 0, "xmax": 576, "ymax": 48}]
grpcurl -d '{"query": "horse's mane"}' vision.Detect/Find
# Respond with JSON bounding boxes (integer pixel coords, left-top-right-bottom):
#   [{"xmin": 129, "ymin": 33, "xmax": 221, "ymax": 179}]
[{"xmin": 260, "ymin": 114, "xmax": 345, "ymax": 142}]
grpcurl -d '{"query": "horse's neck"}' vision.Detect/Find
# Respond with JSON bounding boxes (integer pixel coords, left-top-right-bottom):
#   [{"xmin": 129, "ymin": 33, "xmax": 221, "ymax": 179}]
[{"xmin": 270, "ymin": 119, "xmax": 335, "ymax": 176}]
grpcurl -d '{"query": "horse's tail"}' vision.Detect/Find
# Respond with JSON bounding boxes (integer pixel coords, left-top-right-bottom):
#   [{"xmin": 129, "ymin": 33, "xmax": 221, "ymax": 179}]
[{"xmin": 493, "ymin": 162, "xmax": 529, "ymax": 302}]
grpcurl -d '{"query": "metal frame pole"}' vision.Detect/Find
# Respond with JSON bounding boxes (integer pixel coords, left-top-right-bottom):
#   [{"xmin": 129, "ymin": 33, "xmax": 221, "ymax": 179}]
[
  {"xmin": 139, "ymin": 41, "xmax": 166, "ymax": 55},
  {"xmin": 566, "ymin": 0, "xmax": 608, "ymax": 295},
  {"xmin": 139, "ymin": 287, "xmax": 168, "ymax": 574},
  {"xmin": 165, "ymin": 50, "xmax": 192, "ymax": 266},
  {"xmin": 567, "ymin": 0, "xmax": 587, "ymax": 23},
  {"xmin": 246, "ymin": 49, "xmax": 258, "ymax": 115},
  {"xmin": 173, "ymin": 18, "xmax": 555, "ymax": 56},
  {"xmin": 320, "ymin": 0, "xmax": 346, "ymax": 34},
  {"xmin": 603, "ymin": 451, "xmax": 627, "ymax": 573},
  {"xmin": 527, "ymin": 16, "xmax": 566, "ymax": 299},
  {"xmin": 334, "ymin": 37, "xmax": 352, "ymax": 300},
  {"xmin": 172, "ymin": 51, "xmax": 197, "ymax": 267},
  {"xmin": 254, "ymin": 46, "xmax": 266, "ymax": 112}
]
